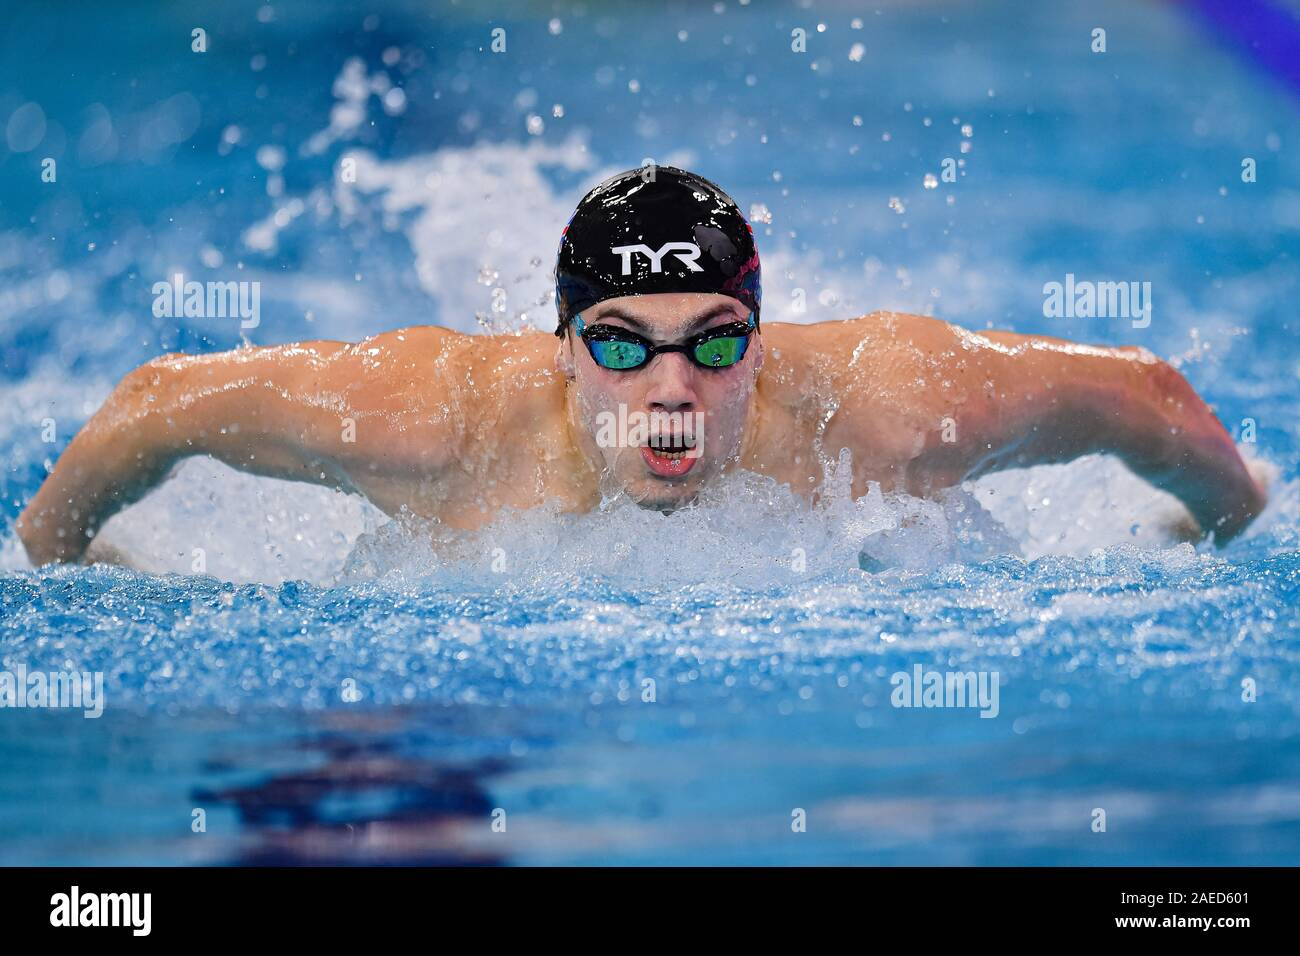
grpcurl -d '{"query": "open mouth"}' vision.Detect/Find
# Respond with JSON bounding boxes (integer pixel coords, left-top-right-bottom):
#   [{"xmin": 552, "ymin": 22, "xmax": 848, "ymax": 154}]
[
  {"xmin": 640, "ymin": 439, "xmax": 700, "ymax": 477},
  {"xmin": 647, "ymin": 438, "xmax": 696, "ymax": 459}
]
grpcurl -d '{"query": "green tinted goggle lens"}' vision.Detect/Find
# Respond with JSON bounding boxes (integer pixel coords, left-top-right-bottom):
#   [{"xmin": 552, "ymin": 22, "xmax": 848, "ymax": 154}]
[
  {"xmin": 694, "ymin": 335, "xmax": 748, "ymax": 367},
  {"xmin": 590, "ymin": 338, "xmax": 649, "ymax": 369}
]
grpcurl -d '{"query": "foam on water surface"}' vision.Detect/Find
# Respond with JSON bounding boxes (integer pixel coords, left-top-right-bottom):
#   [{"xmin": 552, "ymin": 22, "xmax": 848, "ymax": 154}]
[{"xmin": 1, "ymin": 446, "xmax": 1295, "ymax": 718}]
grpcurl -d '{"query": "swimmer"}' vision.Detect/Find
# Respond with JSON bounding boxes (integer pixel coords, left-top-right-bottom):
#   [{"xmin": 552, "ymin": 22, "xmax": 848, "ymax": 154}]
[{"xmin": 16, "ymin": 166, "xmax": 1266, "ymax": 566}]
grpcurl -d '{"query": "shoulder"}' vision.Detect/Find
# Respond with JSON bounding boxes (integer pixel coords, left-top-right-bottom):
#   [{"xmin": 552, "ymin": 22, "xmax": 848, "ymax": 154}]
[
  {"xmin": 348, "ymin": 324, "xmax": 558, "ymax": 374},
  {"xmin": 761, "ymin": 311, "xmax": 966, "ymax": 375},
  {"xmin": 330, "ymin": 325, "xmax": 550, "ymax": 391},
  {"xmin": 759, "ymin": 311, "xmax": 966, "ymax": 405},
  {"xmin": 350, "ymin": 324, "xmax": 567, "ymax": 433},
  {"xmin": 271, "ymin": 326, "xmax": 559, "ymax": 469},
  {"xmin": 346, "ymin": 324, "xmax": 472, "ymax": 371},
  {"xmin": 758, "ymin": 313, "xmax": 974, "ymax": 475}
]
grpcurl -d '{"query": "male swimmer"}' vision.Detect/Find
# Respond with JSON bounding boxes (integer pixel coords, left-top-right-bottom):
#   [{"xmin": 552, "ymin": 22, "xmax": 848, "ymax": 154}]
[{"xmin": 17, "ymin": 166, "xmax": 1266, "ymax": 566}]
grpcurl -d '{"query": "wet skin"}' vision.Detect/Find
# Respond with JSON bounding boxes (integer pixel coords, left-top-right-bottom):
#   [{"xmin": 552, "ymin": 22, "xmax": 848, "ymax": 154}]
[{"xmin": 17, "ymin": 293, "xmax": 1267, "ymax": 565}]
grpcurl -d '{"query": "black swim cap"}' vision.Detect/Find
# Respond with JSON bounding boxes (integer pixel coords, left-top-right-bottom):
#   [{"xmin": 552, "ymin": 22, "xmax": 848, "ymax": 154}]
[{"xmin": 554, "ymin": 165, "xmax": 761, "ymax": 335}]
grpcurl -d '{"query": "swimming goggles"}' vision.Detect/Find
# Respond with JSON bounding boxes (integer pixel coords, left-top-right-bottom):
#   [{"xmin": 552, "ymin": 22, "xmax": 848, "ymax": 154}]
[{"xmin": 572, "ymin": 311, "xmax": 757, "ymax": 371}]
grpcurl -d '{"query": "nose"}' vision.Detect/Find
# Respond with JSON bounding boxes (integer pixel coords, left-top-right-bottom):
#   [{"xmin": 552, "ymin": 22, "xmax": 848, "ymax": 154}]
[{"xmin": 642, "ymin": 351, "xmax": 698, "ymax": 412}]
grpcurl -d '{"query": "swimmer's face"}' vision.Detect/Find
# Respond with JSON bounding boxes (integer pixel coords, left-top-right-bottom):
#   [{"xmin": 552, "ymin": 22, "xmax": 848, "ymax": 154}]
[{"xmin": 558, "ymin": 293, "xmax": 763, "ymax": 511}]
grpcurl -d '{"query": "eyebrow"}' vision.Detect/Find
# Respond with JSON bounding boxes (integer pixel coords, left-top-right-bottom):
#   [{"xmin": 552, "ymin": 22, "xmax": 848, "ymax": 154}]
[{"xmin": 594, "ymin": 304, "xmax": 742, "ymax": 337}]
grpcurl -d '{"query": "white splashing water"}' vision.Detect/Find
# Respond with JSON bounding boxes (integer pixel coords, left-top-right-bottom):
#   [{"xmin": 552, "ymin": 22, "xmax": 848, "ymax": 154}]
[{"xmin": 0, "ymin": 441, "xmax": 1275, "ymax": 587}]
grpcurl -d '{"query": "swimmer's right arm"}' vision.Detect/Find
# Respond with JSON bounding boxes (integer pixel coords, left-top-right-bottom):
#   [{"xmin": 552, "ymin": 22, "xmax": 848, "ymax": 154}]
[{"xmin": 17, "ymin": 331, "xmax": 455, "ymax": 565}]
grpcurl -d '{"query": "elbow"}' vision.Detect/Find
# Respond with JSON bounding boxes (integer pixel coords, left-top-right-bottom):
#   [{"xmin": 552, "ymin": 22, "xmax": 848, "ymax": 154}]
[
  {"xmin": 1124, "ymin": 349, "xmax": 1195, "ymax": 407},
  {"xmin": 119, "ymin": 353, "xmax": 187, "ymax": 393},
  {"xmin": 109, "ymin": 354, "xmax": 191, "ymax": 423},
  {"xmin": 98, "ymin": 356, "xmax": 193, "ymax": 470}
]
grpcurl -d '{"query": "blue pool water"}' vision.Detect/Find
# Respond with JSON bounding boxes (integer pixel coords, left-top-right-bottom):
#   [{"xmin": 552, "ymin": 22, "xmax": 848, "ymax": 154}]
[{"xmin": 1, "ymin": 0, "xmax": 1298, "ymax": 864}]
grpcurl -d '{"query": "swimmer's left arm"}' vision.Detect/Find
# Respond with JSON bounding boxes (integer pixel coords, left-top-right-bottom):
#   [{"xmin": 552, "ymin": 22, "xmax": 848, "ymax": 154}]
[
  {"xmin": 905, "ymin": 320, "xmax": 1266, "ymax": 542},
  {"xmin": 826, "ymin": 314, "xmax": 1265, "ymax": 542}
]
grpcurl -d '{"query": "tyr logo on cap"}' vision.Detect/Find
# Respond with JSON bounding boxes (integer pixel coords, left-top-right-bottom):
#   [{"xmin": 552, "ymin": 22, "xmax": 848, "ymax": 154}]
[{"xmin": 611, "ymin": 242, "xmax": 704, "ymax": 275}]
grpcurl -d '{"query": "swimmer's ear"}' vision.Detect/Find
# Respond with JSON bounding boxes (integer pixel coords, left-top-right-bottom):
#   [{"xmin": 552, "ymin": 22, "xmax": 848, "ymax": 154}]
[{"xmin": 555, "ymin": 335, "xmax": 576, "ymax": 379}]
